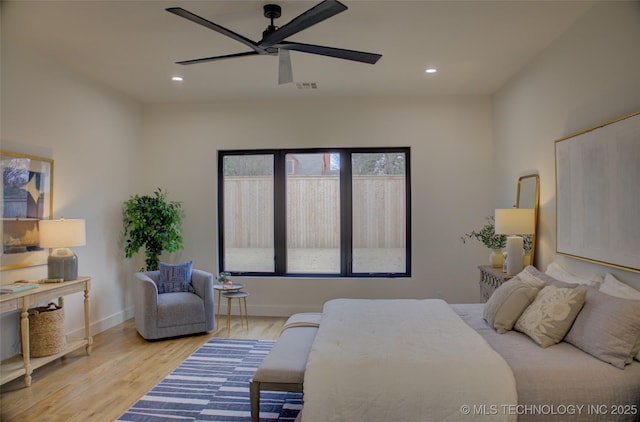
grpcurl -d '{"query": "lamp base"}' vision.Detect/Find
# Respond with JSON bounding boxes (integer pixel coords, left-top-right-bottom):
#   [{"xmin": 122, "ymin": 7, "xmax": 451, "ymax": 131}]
[
  {"xmin": 48, "ymin": 251, "xmax": 78, "ymax": 281},
  {"xmin": 505, "ymin": 235, "xmax": 524, "ymax": 276}
]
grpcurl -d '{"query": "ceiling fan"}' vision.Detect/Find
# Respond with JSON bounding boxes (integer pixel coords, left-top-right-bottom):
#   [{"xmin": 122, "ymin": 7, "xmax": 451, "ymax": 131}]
[{"xmin": 166, "ymin": 0, "xmax": 382, "ymax": 85}]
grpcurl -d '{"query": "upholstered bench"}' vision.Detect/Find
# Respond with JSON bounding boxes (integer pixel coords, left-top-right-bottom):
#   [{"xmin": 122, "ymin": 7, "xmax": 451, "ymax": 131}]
[{"xmin": 250, "ymin": 312, "xmax": 321, "ymax": 422}]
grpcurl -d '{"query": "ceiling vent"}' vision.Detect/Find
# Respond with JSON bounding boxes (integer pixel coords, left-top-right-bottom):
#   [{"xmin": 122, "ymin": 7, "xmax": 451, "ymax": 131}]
[{"xmin": 296, "ymin": 82, "xmax": 318, "ymax": 90}]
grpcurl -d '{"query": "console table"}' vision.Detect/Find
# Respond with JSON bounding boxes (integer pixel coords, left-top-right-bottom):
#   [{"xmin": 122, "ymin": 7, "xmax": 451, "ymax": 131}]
[
  {"xmin": 0, "ymin": 276, "xmax": 92, "ymax": 386},
  {"xmin": 478, "ymin": 265, "xmax": 513, "ymax": 302}
]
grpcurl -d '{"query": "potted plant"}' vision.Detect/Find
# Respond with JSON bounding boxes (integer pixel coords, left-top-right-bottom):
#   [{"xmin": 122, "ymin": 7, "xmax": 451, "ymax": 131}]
[
  {"xmin": 123, "ymin": 188, "xmax": 184, "ymax": 271},
  {"xmin": 216, "ymin": 271, "xmax": 233, "ymax": 288},
  {"xmin": 462, "ymin": 215, "xmax": 507, "ymax": 268}
]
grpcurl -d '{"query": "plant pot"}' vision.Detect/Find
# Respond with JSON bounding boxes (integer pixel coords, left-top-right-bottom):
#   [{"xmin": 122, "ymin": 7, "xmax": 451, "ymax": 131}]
[{"xmin": 490, "ymin": 249, "xmax": 504, "ymax": 268}]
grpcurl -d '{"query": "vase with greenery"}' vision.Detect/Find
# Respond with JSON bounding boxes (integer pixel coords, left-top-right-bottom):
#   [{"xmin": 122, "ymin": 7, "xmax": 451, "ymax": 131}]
[
  {"xmin": 462, "ymin": 215, "xmax": 507, "ymax": 268},
  {"xmin": 123, "ymin": 188, "xmax": 184, "ymax": 271},
  {"xmin": 217, "ymin": 272, "xmax": 231, "ymax": 284}
]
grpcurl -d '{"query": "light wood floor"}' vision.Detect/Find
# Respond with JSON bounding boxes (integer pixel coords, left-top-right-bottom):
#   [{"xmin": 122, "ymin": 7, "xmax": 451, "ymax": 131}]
[{"xmin": 0, "ymin": 315, "xmax": 287, "ymax": 422}]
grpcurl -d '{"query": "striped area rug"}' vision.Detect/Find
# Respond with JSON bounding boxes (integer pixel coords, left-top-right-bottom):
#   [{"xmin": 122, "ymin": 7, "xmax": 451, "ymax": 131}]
[{"xmin": 117, "ymin": 338, "xmax": 302, "ymax": 421}]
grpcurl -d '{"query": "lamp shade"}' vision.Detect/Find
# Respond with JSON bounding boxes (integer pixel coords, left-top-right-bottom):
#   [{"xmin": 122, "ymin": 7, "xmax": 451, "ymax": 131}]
[
  {"xmin": 494, "ymin": 208, "xmax": 535, "ymax": 235},
  {"xmin": 39, "ymin": 218, "xmax": 86, "ymax": 248}
]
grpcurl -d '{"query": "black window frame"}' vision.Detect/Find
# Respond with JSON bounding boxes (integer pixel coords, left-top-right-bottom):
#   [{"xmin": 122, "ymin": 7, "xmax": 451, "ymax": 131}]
[{"xmin": 218, "ymin": 147, "xmax": 411, "ymax": 278}]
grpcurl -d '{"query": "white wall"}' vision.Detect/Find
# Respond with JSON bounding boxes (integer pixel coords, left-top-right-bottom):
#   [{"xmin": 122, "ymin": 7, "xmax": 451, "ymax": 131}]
[
  {"xmin": 2, "ymin": 39, "xmax": 496, "ymax": 362},
  {"xmin": 493, "ymin": 1, "xmax": 640, "ymax": 290},
  {"xmin": 142, "ymin": 96, "xmax": 496, "ymax": 315},
  {"xmin": 1, "ymin": 40, "xmax": 144, "ymax": 359},
  {"xmin": 6, "ymin": 0, "xmax": 638, "ymax": 361}
]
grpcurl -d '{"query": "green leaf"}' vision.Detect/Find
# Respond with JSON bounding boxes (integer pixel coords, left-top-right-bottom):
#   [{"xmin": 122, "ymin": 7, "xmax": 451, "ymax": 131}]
[{"xmin": 122, "ymin": 188, "xmax": 184, "ymax": 271}]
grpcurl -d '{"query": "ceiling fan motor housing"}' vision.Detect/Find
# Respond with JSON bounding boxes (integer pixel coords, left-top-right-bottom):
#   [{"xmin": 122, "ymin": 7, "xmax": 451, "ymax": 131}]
[
  {"xmin": 263, "ymin": 4, "xmax": 281, "ymax": 38},
  {"xmin": 264, "ymin": 4, "xmax": 282, "ymax": 19}
]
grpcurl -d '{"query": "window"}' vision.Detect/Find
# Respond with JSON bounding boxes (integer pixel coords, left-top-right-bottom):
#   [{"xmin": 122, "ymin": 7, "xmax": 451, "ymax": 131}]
[
  {"xmin": 286, "ymin": 152, "xmax": 341, "ymax": 273},
  {"xmin": 218, "ymin": 148, "xmax": 410, "ymax": 277},
  {"xmin": 221, "ymin": 154, "xmax": 274, "ymax": 272},
  {"xmin": 351, "ymin": 152, "xmax": 407, "ymax": 273}
]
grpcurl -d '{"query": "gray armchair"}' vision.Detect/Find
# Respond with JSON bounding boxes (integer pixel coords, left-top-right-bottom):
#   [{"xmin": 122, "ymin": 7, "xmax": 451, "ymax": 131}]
[{"xmin": 134, "ymin": 269, "xmax": 215, "ymax": 340}]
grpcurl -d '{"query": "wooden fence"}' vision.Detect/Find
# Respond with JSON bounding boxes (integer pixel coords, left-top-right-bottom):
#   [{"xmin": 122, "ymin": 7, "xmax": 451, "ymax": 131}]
[{"xmin": 223, "ymin": 175, "xmax": 406, "ymax": 248}]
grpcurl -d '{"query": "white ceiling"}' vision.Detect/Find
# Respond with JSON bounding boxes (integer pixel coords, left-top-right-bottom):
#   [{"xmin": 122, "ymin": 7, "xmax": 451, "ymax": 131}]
[{"xmin": 2, "ymin": 1, "xmax": 596, "ymax": 104}]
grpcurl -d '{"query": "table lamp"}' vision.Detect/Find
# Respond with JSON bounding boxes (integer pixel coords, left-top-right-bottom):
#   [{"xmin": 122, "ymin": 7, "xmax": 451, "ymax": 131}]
[
  {"xmin": 39, "ymin": 218, "xmax": 86, "ymax": 280},
  {"xmin": 494, "ymin": 208, "xmax": 535, "ymax": 276}
]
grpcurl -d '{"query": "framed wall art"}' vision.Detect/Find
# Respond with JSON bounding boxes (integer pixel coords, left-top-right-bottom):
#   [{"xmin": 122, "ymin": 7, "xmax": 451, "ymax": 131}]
[
  {"xmin": 555, "ymin": 111, "xmax": 640, "ymax": 272},
  {"xmin": 1, "ymin": 150, "xmax": 54, "ymax": 270}
]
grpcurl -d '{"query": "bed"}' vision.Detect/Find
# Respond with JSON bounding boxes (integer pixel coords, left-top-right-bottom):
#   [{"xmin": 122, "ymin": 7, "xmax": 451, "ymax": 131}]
[{"xmin": 299, "ymin": 266, "xmax": 640, "ymax": 422}]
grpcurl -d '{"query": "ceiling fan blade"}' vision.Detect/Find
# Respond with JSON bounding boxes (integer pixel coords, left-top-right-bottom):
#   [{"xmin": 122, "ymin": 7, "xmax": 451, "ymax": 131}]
[
  {"xmin": 278, "ymin": 42, "xmax": 382, "ymax": 64},
  {"xmin": 278, "ymin": 49, "xmax": 293, "ymax": 85},
  {"xmin": 261, "ymin": 0, "xmax": 347, "ymax": 47},
  {"xmin": 167, "ymin": 7, "xmax": 266, "ymax": 54},
  {"xmin": 176, "ymin": 51, "xmax": 260, "ymax": 65}
]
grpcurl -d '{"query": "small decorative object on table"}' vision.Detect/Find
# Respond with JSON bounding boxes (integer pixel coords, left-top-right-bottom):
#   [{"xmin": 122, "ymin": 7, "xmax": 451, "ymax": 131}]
[
  {"xmin": 217, "ymin": 272, "xmax": 233, "ymax": 288},
  {"xmin": 462, "ymin": 216, "xmax": 507, "ymax": 268},
  {"xmin": 1, "ymin": 282, "xmax": 39, "ymax": 295}
]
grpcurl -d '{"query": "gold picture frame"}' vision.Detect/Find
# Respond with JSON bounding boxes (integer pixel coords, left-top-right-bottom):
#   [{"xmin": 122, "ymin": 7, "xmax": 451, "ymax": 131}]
[
  {"xmin": 555, "ymin": 111, "xmax": 640, "ymax": 273},
  {"xmin": 1, "ymin": 150, "xmax": 54, "ymax": 270}
]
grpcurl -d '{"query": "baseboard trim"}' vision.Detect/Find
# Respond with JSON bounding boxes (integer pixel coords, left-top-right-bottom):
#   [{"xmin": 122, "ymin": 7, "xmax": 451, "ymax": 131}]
[
  {"xmin": 68, "ymin": 306, "xmax": 135, "ymax": 337},
  {"xmin": 219, "ymin": 304, "xmax": 322, "ymax": 318},
  {"xmin": 68, "ymin": 305, "xmax": 317, "ymax": 338}
]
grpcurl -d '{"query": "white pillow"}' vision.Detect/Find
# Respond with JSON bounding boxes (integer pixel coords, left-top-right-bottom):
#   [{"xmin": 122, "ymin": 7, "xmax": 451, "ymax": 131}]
[
  {"xmin": 545, "ymin": 262, "xmax": 600, "ymax": 286},
  {"xmin": 600, "ymin": 273, "xmax": 640, "ymax": 300},
  {"xmin": 599, "ymin": 273, "xmax": 640, "ymax": 362},
  {"xmin": 564, "ymin": 287, "xmax": 640, "ymax": 367}
]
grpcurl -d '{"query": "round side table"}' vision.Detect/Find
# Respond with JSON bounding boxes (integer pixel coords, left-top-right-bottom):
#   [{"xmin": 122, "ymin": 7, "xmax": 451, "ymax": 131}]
[
  {"xmin": 214, "ymin": 283, "xmax": 245, "ymax": 332},
  {"xmin": 221, "ymin": 290, "xmax": 249, "ymax": 335}
]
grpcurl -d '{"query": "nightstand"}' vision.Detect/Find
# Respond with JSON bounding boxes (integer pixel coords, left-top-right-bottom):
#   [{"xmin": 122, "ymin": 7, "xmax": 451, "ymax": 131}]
[{"xmin": 478, "ymin": 265, "xmax": 513, "ymax": 302}]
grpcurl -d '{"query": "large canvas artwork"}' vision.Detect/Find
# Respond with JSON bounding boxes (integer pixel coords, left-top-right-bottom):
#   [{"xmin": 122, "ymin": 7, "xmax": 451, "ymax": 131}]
[
  {"xmin": 1, "ymin": 151, "xmax": 53, "ymax": 270},
  {"xmin": 555, "ymin": 111, "xmax": 640, "ymax": 272}
]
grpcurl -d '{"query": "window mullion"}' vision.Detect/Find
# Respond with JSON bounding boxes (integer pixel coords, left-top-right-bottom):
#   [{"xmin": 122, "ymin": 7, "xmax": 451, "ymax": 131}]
[
  {"xmin": 273, "ymin": 151, "xmax": 287, "ymax": 275},
  {"xmin": 340, "ymin": 150, "xmax": 353, "ymax": 276},
  {"xmin": 217, "ymin": 151, "xmax": 226, "ymax": 272}
]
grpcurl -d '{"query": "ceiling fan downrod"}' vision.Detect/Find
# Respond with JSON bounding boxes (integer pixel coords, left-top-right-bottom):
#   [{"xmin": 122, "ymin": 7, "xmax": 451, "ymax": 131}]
[{"xmin": 263, "ymin": 4, "xmax": 281, "ymax": 38}]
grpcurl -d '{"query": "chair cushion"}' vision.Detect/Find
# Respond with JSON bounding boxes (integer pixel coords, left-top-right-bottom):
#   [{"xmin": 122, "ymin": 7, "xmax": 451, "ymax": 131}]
[
  {"xmin": 157, "ymin": 291, "xmax": 205, "ymax": 328},
  {"xmin": 158, "ymin": 261, "xmax": 195, "ymax": 294}
]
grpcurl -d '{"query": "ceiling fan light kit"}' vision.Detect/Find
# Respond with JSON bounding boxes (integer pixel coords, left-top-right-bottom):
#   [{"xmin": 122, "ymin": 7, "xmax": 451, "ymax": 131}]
[{"xmin": 166, "ymin": 0, "xmax": 381, "ymax": 85}]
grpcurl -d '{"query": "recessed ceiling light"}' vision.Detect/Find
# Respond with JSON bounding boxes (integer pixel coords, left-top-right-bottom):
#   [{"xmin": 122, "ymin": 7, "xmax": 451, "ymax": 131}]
[
  {"xmin": 425, "ymin": 68, "xmax": 437, "ymax": 74},
  {"xmin": 171, "ymin": 76, "xmax": 184, "ymax": 82}
]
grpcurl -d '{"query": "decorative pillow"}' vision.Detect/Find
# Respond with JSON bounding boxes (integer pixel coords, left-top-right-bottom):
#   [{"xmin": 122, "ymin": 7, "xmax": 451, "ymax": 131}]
[
  {"xmin": 545, "ymin": 262, "xmax": 601, "ymax": 286},
  {"xmin": 565, "ymin": 287, "xmax": 640, "ymax": 368},
  {"xmin": 514, "ymin": 285, "xmax": 587, "ymax": 348},
  {"xmin": 597, "ymin": 274, "xmax": 640, "ymax": 362},
  {"xmin": 599, "ymin": 273, "xmax": 640, "ymax": 300},
  {"xmin": 520, "ymin": 265, "xmax": 579, "ymax": 288},
  {"xmin": 483, "ymin": 267, "xmax": 545, "ymax": 334},
  {"xmin": 158, "ymin": 261, "xmax": 195, "ymax": 294}
]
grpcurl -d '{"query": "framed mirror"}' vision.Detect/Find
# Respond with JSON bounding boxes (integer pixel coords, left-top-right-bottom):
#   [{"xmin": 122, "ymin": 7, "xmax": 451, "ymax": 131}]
[{"xmin": 516, "ymin": 174, "xmax": 539, "ymax": 266}]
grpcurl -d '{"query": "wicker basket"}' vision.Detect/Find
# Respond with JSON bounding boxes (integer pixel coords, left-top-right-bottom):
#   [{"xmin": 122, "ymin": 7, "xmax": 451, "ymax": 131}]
[{"xmin": 28, "ymin": 303, "xmax": 66, "ymax": 357}]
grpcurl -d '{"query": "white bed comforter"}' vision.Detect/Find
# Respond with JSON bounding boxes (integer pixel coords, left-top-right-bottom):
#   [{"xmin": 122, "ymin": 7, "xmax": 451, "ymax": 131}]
[{"xmin": 301, "ymin": 299, "xmax": 517, "ymax": 422}]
